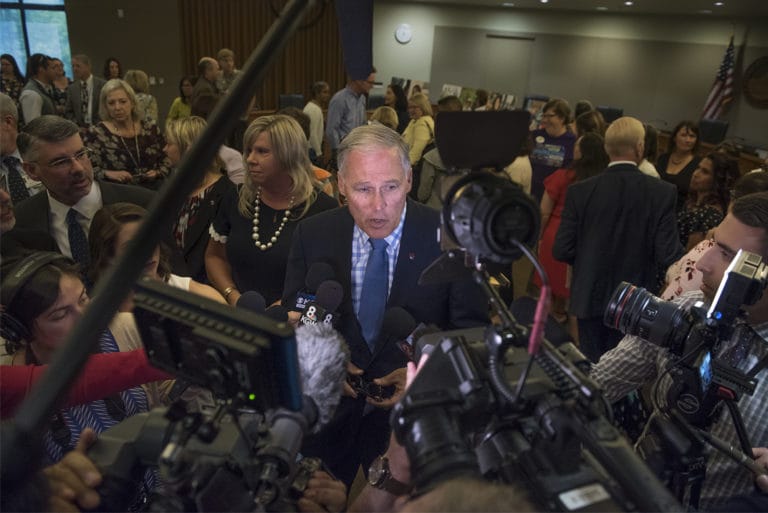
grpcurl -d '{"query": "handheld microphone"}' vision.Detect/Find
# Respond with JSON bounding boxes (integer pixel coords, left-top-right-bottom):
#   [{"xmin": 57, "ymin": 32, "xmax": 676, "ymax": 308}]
[
  {"xmin": 379, "ymin": 307, "xmax": 417, "ymax": 359},
  {"xmin": 264, "ymin": 304, "xmax": 289, "ymax": 322},
  {"xmin": 236, "ymin": 291, "xmax": 267, "ymax": 313},
  {"xmin": 299, "ymin": 280, "xmax": 343, "ymax": 327},
  {"xmin": 295, "ymin": 262, "xmax": 335, "ymax": 311}
]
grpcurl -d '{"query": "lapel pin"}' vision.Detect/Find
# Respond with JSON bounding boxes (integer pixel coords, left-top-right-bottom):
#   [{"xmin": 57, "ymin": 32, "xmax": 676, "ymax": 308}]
[{"xmin": 408, "ymin": 252, "xmax": 415, "ymax": 261}]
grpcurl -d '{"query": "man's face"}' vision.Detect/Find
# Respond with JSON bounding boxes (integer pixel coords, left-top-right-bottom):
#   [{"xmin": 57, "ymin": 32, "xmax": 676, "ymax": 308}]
[
  {"xmin": 338, "ymin": 146, "xmax": 411, "ymax": 239},
  {"xmin": 218, "ymin": 55, "xmax": 235, "ymax": 74},
  {"xmin": 25, "ymin": 134, "xmax": 94, "ymax": 206},
  {"xmin": 696, "ymin": 213, "xmax": 768, "ymax": 318},
  {"xmin": 205, "ymin": 61, "xmax": 221, "ymax": 82},
  {"xmin": 353, "ymin": 73, "xmax": 376, "ymax": 95},
  {"xmin": 0, "ymin": 114, "xmax": 18, "ymax": 155},
  {"xmin": 72, "ymin": 59, "xmax": 90, "ymax": 81}
]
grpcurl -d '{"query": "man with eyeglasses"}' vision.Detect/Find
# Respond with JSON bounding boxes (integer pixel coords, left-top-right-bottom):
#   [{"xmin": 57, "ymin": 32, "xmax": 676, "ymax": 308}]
[
  {"xmin": 12, "ymin": 116, "xmax": 153, "ymax": 265},
  {"xmin": 325, "ymin": 67, "xmax": 376, "ymax": 171}
]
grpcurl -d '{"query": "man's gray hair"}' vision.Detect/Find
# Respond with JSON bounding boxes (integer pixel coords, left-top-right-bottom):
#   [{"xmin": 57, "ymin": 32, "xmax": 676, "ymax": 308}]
[
  {"xmin": 0, "ymin": 93, "xmax": 18, "ymax": 121},
  {"xmin": 18, "ymin": 115, "xmax": 79, "ymax": 163},
  {"xmin": 337, "ymin": 123, "xmax": 411, "ymax": 177}
]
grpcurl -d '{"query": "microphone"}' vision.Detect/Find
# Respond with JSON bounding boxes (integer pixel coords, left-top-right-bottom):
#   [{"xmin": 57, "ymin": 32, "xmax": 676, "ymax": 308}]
[
  {"xmin": 299, "ymin": 280, "xmax": 343, "ymax": 327},
  {"xmin": 295, "ymin": 262, "xmax": 336, "ymax": 311},
  {"xmin": 294, "ymin": 322, "xmax": 349, "ymax": 433},
  {"xmin": 236, "ymin": 291, "xmax": 267, "ymax": 313},
  {"xmin": 264, "ymin": 304, "xmax": 289, "ymax": 322},
  {"xmin": 378, "ymin": 307, "xmax": 417, "ymax": 359}
]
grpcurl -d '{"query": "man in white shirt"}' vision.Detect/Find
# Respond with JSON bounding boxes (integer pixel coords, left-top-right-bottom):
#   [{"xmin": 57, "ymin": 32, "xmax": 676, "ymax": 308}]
[
  {"xmin": 14, "ymin": 116, "xmax": 153, "ymax": 264},
  {"xmin": 18, "ymin": 54, "xmax": 57, "ymax": 123}
]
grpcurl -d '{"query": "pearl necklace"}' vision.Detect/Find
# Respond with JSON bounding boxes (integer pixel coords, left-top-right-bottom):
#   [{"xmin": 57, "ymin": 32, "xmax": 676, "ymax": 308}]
[{"xmin": 251, "ymin": 187, "xmax": 294, "ymax": 251}]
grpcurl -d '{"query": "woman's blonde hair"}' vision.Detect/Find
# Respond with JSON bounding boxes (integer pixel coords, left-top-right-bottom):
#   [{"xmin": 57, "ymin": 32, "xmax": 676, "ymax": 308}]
[
  {"xmin": 370, "ymin": 106, "xmax": 399, "ymax": 131},
  {"xmin": 165, "ymin": 116, "xmax": 224, "ymax": 172},
  {"xmin": 99, "ymin": 78, "xmax": 142, "ymax": 122},
  {"xmin": 409, "ymin": 93, "xmax": 433, "ymax": 117},
  {"xmin": 238, "ymin": 115, "xmax": 317, "ymax": 218},
  {"xmin": 124, "ymin": 69, "xmax": 150, "ymax": 94}
]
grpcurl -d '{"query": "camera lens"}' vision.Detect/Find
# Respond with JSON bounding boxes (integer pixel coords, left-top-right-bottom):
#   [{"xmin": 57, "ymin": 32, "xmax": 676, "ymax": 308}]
[{"xmin": 604, "ymin": 282, "xmax": 691, "ymax": 350}]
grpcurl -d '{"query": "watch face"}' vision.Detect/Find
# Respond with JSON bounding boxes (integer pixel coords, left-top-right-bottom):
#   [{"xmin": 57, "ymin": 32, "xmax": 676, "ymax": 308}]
[{"xmin": 368, "ymin": 457, "xmax": 387, "ymax": 485}]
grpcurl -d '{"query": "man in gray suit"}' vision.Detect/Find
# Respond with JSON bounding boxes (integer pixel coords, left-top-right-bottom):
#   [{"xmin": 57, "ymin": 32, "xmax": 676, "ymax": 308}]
[
  {"xmin": 14, "ymin": 116, "xmax": 153, "ymax": 264},
  {"xmin": 19, "ymin": 54, "xmax": 56, "ymax": 123},
  {"xmin": 65, "ymin": 54, "xmax": 106, "ymax": 128}
]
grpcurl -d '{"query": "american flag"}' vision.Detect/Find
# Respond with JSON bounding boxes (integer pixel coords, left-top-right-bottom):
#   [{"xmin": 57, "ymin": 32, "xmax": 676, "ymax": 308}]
[{"xmin": 701, "ymin": 37, "xmax": 735, "ymax": 119}]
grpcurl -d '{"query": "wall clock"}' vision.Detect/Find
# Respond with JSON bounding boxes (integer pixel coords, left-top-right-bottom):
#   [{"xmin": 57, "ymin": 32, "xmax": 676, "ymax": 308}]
[{"xmin": 395, "ymin": 23, "xmax": 413, "ymax": 44}]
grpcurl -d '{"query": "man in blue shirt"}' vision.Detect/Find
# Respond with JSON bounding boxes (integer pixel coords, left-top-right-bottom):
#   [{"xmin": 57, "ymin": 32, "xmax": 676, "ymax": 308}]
[{"xmin": 325, "ymin": 67, "xmax": 376, "ymax": 171}]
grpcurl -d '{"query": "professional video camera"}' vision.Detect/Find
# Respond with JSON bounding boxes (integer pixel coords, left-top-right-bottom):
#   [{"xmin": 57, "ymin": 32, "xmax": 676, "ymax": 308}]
[
  {"xmin": 602, "ymin": 250, "xmax": 768, "ymax": 507},
  {"xmin": 393, "ymin": 111, "xmax": 682, "ymax": 512},
  {"xmin": 86, "ymin": 279, "xmax": 348, "ymax": 512}
]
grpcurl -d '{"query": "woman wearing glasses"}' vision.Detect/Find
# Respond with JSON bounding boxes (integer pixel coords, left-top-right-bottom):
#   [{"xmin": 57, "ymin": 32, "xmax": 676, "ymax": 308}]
[
  {"xmin": 529, "ymin": 98, "xmax": 576, "ymax": 202},
  {"xmin": 83, "ymin": 79, "xmax": 169, "ymax": 189}
]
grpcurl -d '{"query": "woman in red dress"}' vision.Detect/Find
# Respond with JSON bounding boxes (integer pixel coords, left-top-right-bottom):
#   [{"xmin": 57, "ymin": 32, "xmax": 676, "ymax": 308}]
[{"xmin": 535, "ymin": 132, "xmax": 609, "ymax": 323}]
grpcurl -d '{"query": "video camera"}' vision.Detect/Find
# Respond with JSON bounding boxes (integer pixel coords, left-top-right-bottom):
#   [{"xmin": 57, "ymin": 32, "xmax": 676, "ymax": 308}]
[
  {"xmin": 393, "ymin": 115, "xmax": 683, "ymax": 511},
  {"xmin": 86, "ymin": 279, "xmax": 331, "ymax": 512},
  {"xmin": 602, "ymin": 250, "xmax": 768, "ymax": 507}
]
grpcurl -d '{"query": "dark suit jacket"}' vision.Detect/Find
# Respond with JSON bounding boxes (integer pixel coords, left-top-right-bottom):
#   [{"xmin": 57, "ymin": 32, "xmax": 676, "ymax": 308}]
[
  {"xmin": 13, "ymin": 181, "xmax": 154, "ymax": 251},
  {"xmin": 283, "ymin": 200, "xmax": 488, "ymax": 483},
  {"xmin": 64, "ymin": 76, "xmax": 106, "ymax": 126},
  {"xmin": 168, "ymin": 176, "xmax": 235, "ymax": 282},
  {"xmin": 553, "ymin": 163, "xmax": 683, "ymax": 319},
  {"xmin": 283, "ymin": 199, "xmax": 489, "ymax": 377}
]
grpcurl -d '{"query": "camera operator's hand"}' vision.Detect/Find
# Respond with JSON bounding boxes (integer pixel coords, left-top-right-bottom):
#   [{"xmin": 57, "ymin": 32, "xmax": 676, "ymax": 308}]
[
  {"xmin": 343, "ymin": 362, "xmax": 364, "ymax": 398},
  {"xmin": 754, "ymin": 447, "xmax": 768, "ymax": 492},
  {"xmin": 297, "ymin": 471, "xmax": 347, "ymax": 512},
  {"xmin": 367, "ymin": 368, "xmax": 407, "ymax": 409},
  {"xmin": 44, "ymin": 428, "xmax": 102, "ymax": 512}
]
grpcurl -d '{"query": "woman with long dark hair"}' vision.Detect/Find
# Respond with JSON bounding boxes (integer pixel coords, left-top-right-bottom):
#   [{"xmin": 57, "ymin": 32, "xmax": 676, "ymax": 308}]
[
  {"xmin": 0, "ymin": 54, "xmax": 25, "ymax": 106},
  {"xmin": 677, "ymin": 152, "xmax": 739, "ymax": 250},
  {"xmin": 535, "ymin": 132, "xmax": 609, "ymax": 323},
  {"xmin": 384, "ymin": 83, "xmax": 409, "ymax": 133},
  {"xmin": 657, "ymin": 120, "xmax": 701, "ymax": 211}
]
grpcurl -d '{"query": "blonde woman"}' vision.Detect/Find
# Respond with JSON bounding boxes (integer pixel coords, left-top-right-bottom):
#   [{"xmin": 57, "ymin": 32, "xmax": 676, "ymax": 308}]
[
  {"xmin": 83, "ymin": 78, "xmax": 169, "ymax": 188},
  {"xmin": 369, "ymin": 106, "xmax": 399, "ymax": 131},
  {"xmin": 124, "ymin": 69, "xmax": 158, "ymax": 124},
  {"xmin": 205, "ymin": 115, "xmax": 337, "ymax": 305},
  {"xmin": 163, "ymin": 116, "xmax": 235, "ymax": 281},
  {"xmin": 402, "ymin": 92, "xmax": 435, "ymax": 165}
]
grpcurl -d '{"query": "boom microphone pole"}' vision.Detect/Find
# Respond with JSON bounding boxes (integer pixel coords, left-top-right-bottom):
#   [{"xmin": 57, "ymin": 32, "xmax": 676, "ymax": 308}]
[{"xmin": 1, "ymin": 0, "xmax": 317, "ymax": 488}]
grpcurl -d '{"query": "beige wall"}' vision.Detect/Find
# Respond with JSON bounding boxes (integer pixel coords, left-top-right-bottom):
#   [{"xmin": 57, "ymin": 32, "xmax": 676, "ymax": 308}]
[
  {"xmin": 65, "ymin": 0, "xmax": 183, "ymax": 125},
  {"xmin": 374, "ymin": 1, "xmax": 768, "ymax": 149}
]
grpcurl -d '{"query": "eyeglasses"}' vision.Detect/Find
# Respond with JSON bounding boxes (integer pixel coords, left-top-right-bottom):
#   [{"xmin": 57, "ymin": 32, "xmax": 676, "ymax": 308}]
[{"xmin": 35, "ymin": 148, "xmax": 91, "ymax": 171}]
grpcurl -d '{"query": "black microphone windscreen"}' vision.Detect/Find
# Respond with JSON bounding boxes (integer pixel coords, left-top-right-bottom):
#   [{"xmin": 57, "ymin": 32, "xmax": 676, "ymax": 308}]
[
  {"xmin": 264, "ymin": 304, "xmax": 289, "ymax": 322},
  {"xmin": 305, "ymin": 262, "xmax": 335, "ymax": 293},
  {"xmin": 315, "ymin": 280, "xmax": 344, "ymax": 312},
  {"xmin": 381, "ymin": 307, "xmax": 417, "ymax": 341},
  {"xmin": 236, "ymin": 291, "xmax": 267, "ymax": 313}
]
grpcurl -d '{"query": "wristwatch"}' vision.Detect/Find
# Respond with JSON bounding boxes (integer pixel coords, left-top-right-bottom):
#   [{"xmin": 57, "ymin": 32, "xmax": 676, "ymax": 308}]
[{"xmin": 368, "ymin": 455, "xmax": 412, "ymax": 495}]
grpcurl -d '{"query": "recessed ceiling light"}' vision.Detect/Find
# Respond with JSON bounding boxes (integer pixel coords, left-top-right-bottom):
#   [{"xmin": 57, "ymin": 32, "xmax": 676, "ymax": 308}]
[
  {"xmin": 502, "ymin": 2, "xmax": 515, "ymax": 6},
  {"xmin": 540, "ymin": 0, "xmax": 549, "ymax": 4},
  {"xmin": 596, "ymin": 6, "xmax": 608, "ymax": 10},
  {"xmin": 624, "ymin": 1, "xmax": 633, "ymax": 5},
  {"xmin": 714, "ymin": 2, "xmax": 724, "ymax": 6}
]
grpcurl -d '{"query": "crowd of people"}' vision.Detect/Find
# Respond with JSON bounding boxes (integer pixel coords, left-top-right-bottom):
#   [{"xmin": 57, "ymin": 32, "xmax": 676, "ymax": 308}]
[{"xmin": 1, "ymin": 47, "xmax": 767, "ymax": 513}]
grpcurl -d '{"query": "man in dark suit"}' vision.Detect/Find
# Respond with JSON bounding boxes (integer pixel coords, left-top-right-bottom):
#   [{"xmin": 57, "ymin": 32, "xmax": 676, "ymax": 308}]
[
  {"xmin": 553, "ymin": 116, "xmax": 683, "ymax": 362},
  {"xmin": 283, "ymin": 124, "xmax": 488, "ymax": 487},
  {"xmin": 13, "ymin": 116, "xmax": 153, "ymax": 264},
  {"xmin": 64, "ymin": 54, "xmax": 106, "ymax": 128}
]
